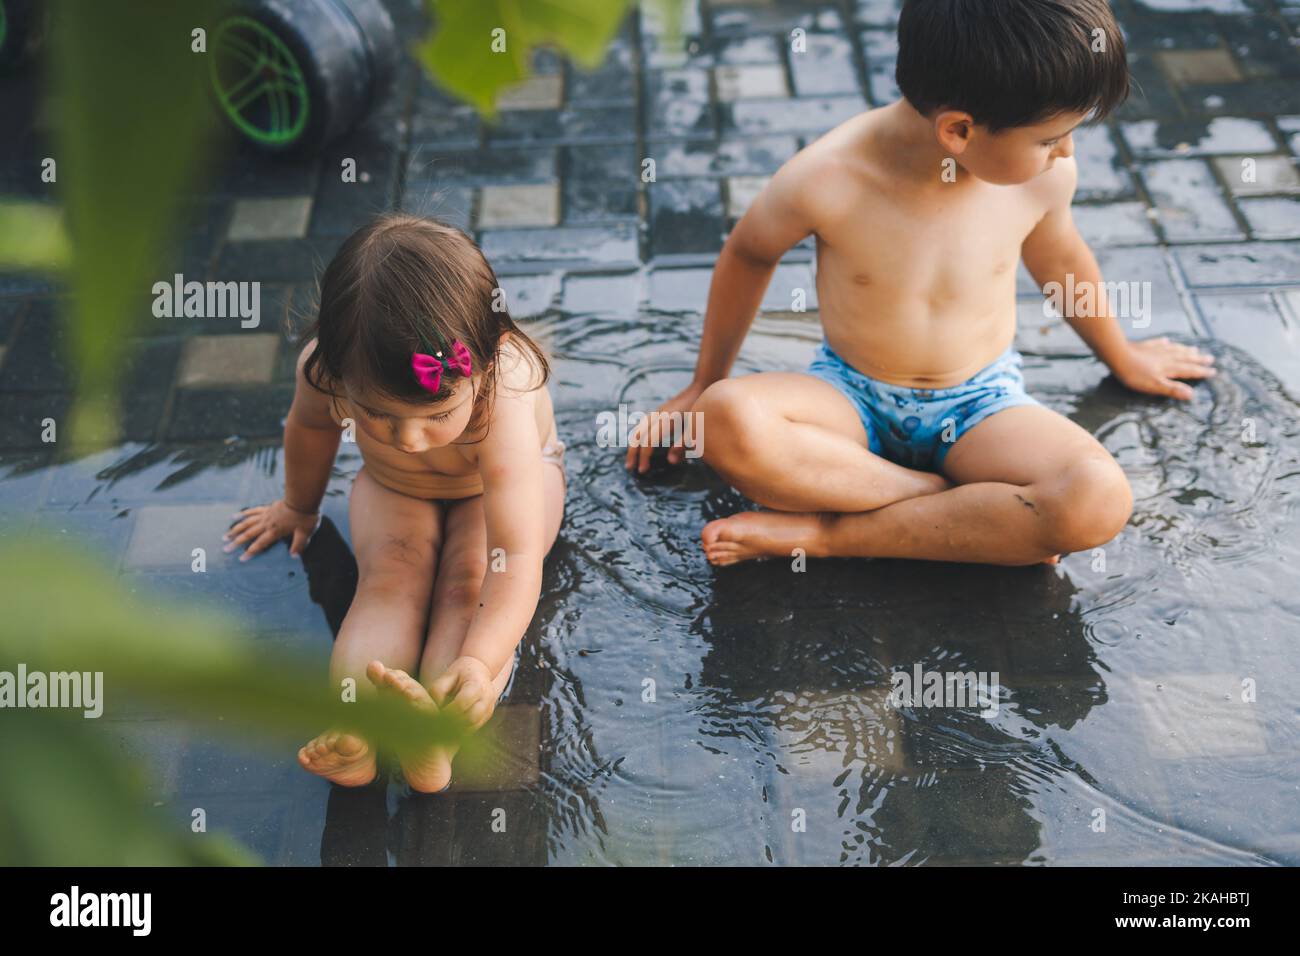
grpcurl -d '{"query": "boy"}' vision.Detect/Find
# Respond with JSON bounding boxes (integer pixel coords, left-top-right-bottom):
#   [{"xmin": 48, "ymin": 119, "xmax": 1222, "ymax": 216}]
[{"xmin": 626, "ymin": 0, "xmax": 1215, "ymax": 567}]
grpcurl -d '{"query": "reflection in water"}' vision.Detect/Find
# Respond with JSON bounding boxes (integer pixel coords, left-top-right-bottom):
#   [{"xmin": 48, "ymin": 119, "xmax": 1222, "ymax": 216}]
[{"xmin": 5, "ymin": 312, "xmax": 1297, "ymax": 864}]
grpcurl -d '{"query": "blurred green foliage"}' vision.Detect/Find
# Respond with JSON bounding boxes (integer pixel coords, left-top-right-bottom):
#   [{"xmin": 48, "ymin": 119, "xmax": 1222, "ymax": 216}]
[
  {"xmin": 1, "ymin": 537, "xmax": 477, "ymax": 865},
  {"xmin": 418, "ymin": 0, "xmax": 665, "ymax": 116}
]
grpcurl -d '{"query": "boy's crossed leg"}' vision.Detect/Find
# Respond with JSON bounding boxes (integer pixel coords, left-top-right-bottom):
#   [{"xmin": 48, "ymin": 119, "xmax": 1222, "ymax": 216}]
[{"xmin": 696, "ymin": 374, "xmax": 1132, "ymax": 567}]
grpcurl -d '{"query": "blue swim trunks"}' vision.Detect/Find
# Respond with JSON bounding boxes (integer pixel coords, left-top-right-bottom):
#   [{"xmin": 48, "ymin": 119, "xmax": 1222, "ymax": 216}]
[{"xmin": 807, "ymin": 340, "xmax": 1040, "ymax": 472}]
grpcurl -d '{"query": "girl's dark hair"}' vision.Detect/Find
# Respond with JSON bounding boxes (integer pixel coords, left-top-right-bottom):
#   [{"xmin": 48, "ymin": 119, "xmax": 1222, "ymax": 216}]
[
  {"xmin": 300, "ymin": 213, "xmax": 549, "ymax": 438},
  {"xmin": 896, "ymin": 0, "xmax": 1130, "ymax": 133}
]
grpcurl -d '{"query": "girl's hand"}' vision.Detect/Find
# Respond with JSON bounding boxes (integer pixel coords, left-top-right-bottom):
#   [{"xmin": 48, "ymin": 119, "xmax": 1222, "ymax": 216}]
[
  {"xmin": 428, "ymin": 656, "xmax": 497, "ymax": 731},
  {"xmin": 624, "ymin": 381, "xmax": 707, "ymax": 474},
  {"xmin": 1111, "ymin": 337, "xmax": 1216, "ymax": 401},
  {"xmin": 224, "ymin": 500, "xmax": 320, "ymax": 561}
]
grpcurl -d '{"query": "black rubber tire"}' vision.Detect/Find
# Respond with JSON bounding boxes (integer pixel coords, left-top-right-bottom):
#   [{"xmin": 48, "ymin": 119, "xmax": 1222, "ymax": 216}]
[
  {"xmin": 210, "ymin": 0, "xmax": 379, "ymax": 155},
  {"xmin": 335, "ymin": 0, "xmax": 398, "ymax": 110},
  {"xmin": 0, "ymin": 0, "xmax": 47, "ymax": 74}
]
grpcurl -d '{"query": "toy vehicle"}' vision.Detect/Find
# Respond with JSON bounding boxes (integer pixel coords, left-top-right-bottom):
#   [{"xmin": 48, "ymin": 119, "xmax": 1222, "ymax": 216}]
[
  {"xmin": 208, "ymin": 0, "xmax": 399, "ymax": 153},
  {"xmin": 0, "ymin": 0, "xmax": 399, "ymax": 154}
]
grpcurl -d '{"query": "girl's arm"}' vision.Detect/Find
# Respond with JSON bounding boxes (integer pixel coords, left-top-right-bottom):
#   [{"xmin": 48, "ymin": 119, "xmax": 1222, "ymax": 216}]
[
  {"xmin": 453, "ymin": 388, "xmax": 548, "ymax": 680},
  {"xmin": 226, "ymin": 341, "xmax": 342, "ymax": 560},
  {"xmin": 283, "ymin": 341, "xmax": 344, "ymax": 514}
]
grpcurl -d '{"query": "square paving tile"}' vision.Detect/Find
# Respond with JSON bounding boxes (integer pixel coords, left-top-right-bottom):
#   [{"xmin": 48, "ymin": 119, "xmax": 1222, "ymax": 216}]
[
  {"xmin": 1074, "ymin": 125, "xmax": 1135, "ymax": 201},
  {"xmin": 1135, "ymin": 673, "xmax": 1267, "ymax": 760},
  {"xmin": 726, "ymin": 95, "xmax": 866, "ymax": 136},
  {"xmin": 644, "ymin": 68, "xmax": 715, "ymax": 140},
  {"xmin": 403, "ymin": 183, "xmax": 474, "ymax": 232},
  {"xmin": 713, "ymin": 34, "xmax": 780, "ymax": 66},
  {"xmin": 1156, "ymin": 48, "xmax": 1244, "ymax": 86},
  {"xmin": 1139, "ymin": 159, "xmax": 1243, "ymax": 242},
  {"xmin": 1197, "ymin": 292, "xmax": 1300, "ymax": 390},
  {"xmin": 1092, "ymin": 246, "xmax": 1195, "ymax": 337},
  {"xmin": 789, "ymin": 33, "xmax": 859, "ymax": 96},
  {"xmin": 477, "ymin": 182, "xmax": 561, "ymax": 228},
  {"xmin": 1122, "ymin": 117, "xmax": 1277, "ymax": 158},
  {"xmin": 560, "ymin": 272, "xmax": 643, "ymax": 316},
  {"xmin": 495, "ymin": 74, "xmax": 564, "ymax": 111},
  {"xmin": 1175, "ymin": 241, "xmax": 1300, "ymax": 286},
  {"xmin": 1239, "ymin": 197, "xmax": 1300, "ymax": 239},
  {"xmin": 761, "ymin": 262, "xmax": 818, "ymax": 313},
  {"xmin": 449, "ymin": 705, "xmax": 541, "ymax": 792},
  {"xmin": 496, "ymin": 273, "xmax": 560, "ymax": 318},
  {"xmin": 225, "ymin": 197, "xmax": 313, "ymax": 241},
  {"xmin": 407, "ymin": 148, "xmax": 558, "ymax": 187},
  {"xmin": 714, "ymin": 64, "xmax": 789, "ymax": 102},
  {"xmin": 1211, "ymin": 155, "xmax": 1300, "ymax": 196},
  {"xmin": 177, "ymin": 334, "xmax": 279, "ymax": 387},
  {"xmin": 772, "ymin": 687, "xmax": 910, "ymax": 776},
  {"xmin": 1072, "ymin": 202, "xmax": 1159, "ymax": 247},
  {"xmin": 646, "ymin": 267, "xmax": 714, "ymax": 312},
  {"xmin": 726, "ymin": 174, "xmax": 770, "ymax": 218},
  {"xmin": 480, "ymin": 223, "xmax": 640, "ymax": 268},
  {"xmin": 122, "ymin": 502, "xmax": 243, "ymax": 571}
]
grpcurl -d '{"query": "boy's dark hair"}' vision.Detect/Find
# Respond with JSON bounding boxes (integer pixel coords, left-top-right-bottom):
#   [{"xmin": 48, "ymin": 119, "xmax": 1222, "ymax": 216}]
[
  {"xmin": 300, "ymin": 213, "xmax": 549, "ymax": 439},
  {"xmin": 896, "ymin": 0, "xmax": 1129, "ymax": 132}
]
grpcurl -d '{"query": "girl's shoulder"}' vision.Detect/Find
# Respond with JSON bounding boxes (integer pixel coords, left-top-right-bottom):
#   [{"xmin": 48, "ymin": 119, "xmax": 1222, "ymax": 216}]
[
  {"xmin": 292, "ymin": 337, "xmax": 348, "ymax": 428},
  {"xmin": 492, "ymin": 331, "xmax": 548, "ymax": 398}
]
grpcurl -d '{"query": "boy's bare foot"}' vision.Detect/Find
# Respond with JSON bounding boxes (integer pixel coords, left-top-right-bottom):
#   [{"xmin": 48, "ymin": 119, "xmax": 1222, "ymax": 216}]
[
  {"xmin": 701, "ymin": 510, "xmax": 1061, "ymax": 567},
  {"xmin": 365, "ymin": 660, "xmax": 454, "ymax": 794},
  {"xmin": 702, "ymin": 511, "xmax": 827, "ymax": 566},
  {"xmin": 297, "ymin": 731, "xmax": 378, "ymax": 787}
]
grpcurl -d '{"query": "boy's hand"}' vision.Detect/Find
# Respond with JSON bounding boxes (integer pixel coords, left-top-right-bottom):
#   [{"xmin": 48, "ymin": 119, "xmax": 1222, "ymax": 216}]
[
  {"xmin": 624, "ymin": 382, "xmax": 706, "ymax": 474},
  {"xmin": 1110, "ymin": 337, "xmax": 1216, "ymax": 401},
  {"xmin": 428, "ymin": 656, "xmax": 497, "ymax": 730},
  {"xmin": 224, "ymin": 500, "xmax": 320, "ymax": 561}
]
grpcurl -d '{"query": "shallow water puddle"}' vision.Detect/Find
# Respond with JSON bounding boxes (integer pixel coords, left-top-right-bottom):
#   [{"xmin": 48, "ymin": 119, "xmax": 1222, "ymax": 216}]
[{"xmin": 6, "ymin": 311, "xmax": 1298, "ymax": 864}]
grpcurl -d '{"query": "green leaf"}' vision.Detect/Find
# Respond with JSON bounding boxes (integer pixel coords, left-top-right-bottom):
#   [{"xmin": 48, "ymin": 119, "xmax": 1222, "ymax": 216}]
[
  {"xmin": 417, "ymin": 0, "xmax": 634, "ymax": 116},
  {"xmin": 50, "ymin": 0, "xmax": 220, "ymax": 448},
  {"xmin": 0, "ymin": 202, "xmax": 70, "ymax": 272},
  {"xmin": 0, "ymin": 537, "xmax": 478, "ymax": 756},
  {"xmin": 0, "ymin": 711, "xmax": 255, "ymax": 866}
]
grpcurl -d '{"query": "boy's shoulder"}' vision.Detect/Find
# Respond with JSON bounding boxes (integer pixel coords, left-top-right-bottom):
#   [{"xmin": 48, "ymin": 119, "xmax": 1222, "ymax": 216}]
[
  {"xmin": 1024, "ymin": 155, "xmax": 1079, "ymax": 214},
  {"xmin": 783, "ymin": 108, "xmax": 876, "ymax": 179},
  {"xmin": 769, "ymin": 110, "xmax": 879, "ymax": 219}
]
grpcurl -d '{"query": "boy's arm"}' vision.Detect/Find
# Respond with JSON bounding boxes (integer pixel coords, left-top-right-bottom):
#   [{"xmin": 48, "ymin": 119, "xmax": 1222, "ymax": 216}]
[
  {"xmin": 1021, "ymin": 158, "xmax": 1214, "ymax": 400},
  {"xmin": 691, "ymin": 154, "xmax": 834, "ymax": 385},
  {"xmin": 283, "ymin": 341, "xmax": 343, "ymax": 514},
  {"xmin": 626, "ymin": 149, "xmax": 844, "ymax": 472}
]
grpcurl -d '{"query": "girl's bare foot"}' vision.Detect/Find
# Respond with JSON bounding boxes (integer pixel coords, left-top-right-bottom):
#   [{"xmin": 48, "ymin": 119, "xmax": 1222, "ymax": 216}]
[
  {"xmin": 701, "ymin": 510, "xmax": 1061, "ymax": 567},
  {"xmin": 297, "ymin": 731, "xmax": 378, "ymax": 787},
  {"xmin": 365, "ymin": 660, "xmax": 454, "ymax": 794}
]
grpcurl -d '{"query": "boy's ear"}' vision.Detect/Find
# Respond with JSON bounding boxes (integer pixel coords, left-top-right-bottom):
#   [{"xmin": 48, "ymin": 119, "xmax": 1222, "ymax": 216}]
[{"xmin": 934, "ymin": 110, "xmax": 975, "ymax": 155}]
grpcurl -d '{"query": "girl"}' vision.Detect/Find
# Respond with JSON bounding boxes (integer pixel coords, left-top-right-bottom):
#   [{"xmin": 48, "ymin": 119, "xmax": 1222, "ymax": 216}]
[{"xmin": 224, "ymin": 214, "xmax": 566, "ymax": 792}]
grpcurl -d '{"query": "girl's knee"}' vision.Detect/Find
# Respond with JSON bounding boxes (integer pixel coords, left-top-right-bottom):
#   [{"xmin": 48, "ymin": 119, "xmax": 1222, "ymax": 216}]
[{"xmin": 356, "ymin": 567, "xmax": 433, "ymax": 606}]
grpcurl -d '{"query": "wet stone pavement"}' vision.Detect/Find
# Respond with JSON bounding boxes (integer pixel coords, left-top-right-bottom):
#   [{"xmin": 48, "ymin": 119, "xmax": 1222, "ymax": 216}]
[{"xmin": 1, "ymin": 0, "xmax": 1299, "ymax": 865}]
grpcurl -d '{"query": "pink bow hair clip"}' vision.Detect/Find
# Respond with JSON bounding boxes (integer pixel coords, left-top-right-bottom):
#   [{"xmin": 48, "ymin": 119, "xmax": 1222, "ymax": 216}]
[{"xmin": 411, "ymin": 339, "xmax": 472, "ymax": 394}]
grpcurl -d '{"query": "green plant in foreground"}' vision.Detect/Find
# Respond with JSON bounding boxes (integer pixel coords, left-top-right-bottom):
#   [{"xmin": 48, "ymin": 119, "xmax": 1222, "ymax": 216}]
[{"xmin": 0, "ymin": 536, "xmax": 481, "ymax": 865}]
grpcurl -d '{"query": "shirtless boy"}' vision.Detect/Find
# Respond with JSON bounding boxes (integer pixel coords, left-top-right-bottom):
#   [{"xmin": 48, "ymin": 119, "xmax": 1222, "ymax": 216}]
[{"xmin": 627, "ymin": 0, "xmax": 1215, "ymax": 567}]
